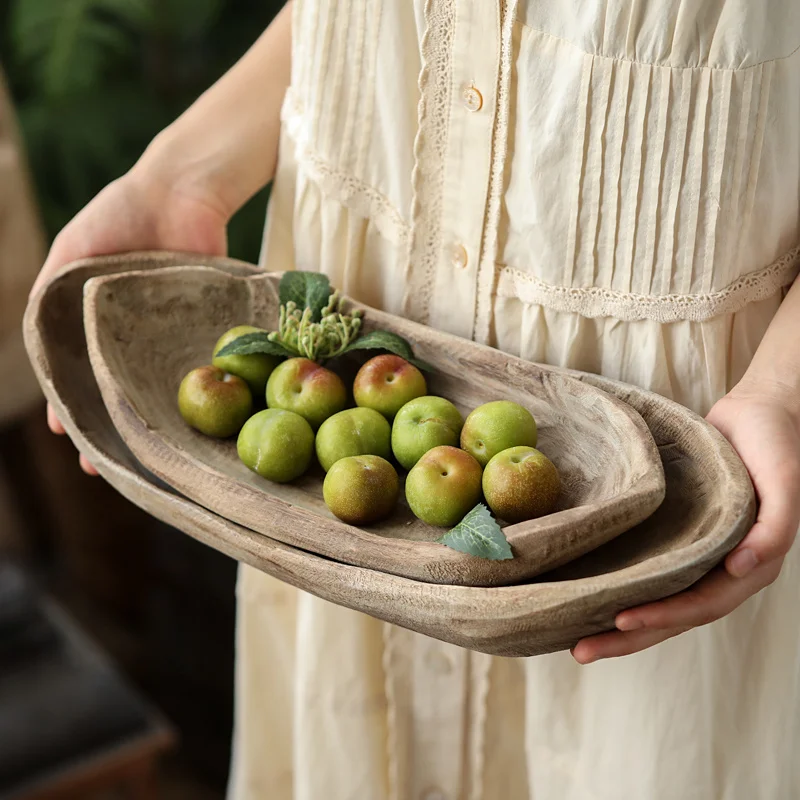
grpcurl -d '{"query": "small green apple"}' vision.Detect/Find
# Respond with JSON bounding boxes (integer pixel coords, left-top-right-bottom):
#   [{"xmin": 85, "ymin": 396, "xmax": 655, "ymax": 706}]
[
  {"xmin": 391, "ymin": 396, "xmax": 464, "ymax": 470},
  {"xmin": 353, "ymin": 354, "xmax": 427, "ymax": 419},
  {"xmin": 461, "ymin": 400, "xmax": 537, "ymax": 467},
  {"xmin": 266, "ymin": 357, "xmax": 347, "ymax": 429},
  {"xmin": 323, "ymin": 455, "xmax": 399, "ymax": 525},
  {"xmin": 315, "ymin": 407, "xmax": 392, "ymax": 472},
  {"xmin": 178, "ymin": 365, "xmax": 252, "ymax": 438},
  {"xmin": 405, "ymin": 445, "xmax": 483, "ymax": 527},
  {"xmin": 212, "ymin": 324, "xmax": 281, "ymax": 399},
  {"xmin": 482, "ymin": 446, "xmax": 560, "ymax": 522},
  {"xmin": 237, "ymin": 408, "xmax": 315, "ymax": 483}
]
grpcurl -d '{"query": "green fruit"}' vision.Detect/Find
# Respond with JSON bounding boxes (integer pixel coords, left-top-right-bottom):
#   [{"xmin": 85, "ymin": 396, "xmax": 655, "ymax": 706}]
[
  {"xmin": 323, "ymin": 455, "xmax": 399, "ymax": 525},
  {"xmin": 212, "ymin": 325, "xmax": 281, "ymax": 399},
  {"xmin": 405, "ymin": 445, "xmax": 483, "ymax": 527},
  {"xmin": 353, "ymin": 354, "xmax": 427, "ymax": 419},
  {"xmin": 315, "ymin": 408, "xmax": 392, "ymax": 472},
  {"xmin": 460, "ymin": 400, "xmax": 537, "ymax": 467},
  {"xmin": 391, "ymin": 396, "xmax": 464, "ymax": 470},
  {"xmin": 266, "ymin": 357, "xmax": 348, "ymax": 429},
  {"xmin": 482, "ymin": 446, "xmax": 560, "ymax": 523},
  {"xmin": 178, "ymin": 365, "xmax": 252, "ymax": 438},
  {"xmin": 237, "ymin": 408, "xmax": 315, "ymax": 483}
]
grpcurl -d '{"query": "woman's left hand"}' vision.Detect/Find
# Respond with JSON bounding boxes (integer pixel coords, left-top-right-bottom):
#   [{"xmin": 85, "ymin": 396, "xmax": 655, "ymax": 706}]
[{"xmin": 571, "ymin": 385, "xmax": 800, "ymax": 664}]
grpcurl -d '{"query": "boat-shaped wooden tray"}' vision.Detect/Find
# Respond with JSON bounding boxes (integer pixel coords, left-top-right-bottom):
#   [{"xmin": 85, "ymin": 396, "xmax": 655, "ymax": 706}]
[
  {"xmin": 23, "ymin": 253, "xmax": 755, "ymax": 655},
  {"xmin": 82, "ymin": 264, "xmax": 665, "ymax": 586}
]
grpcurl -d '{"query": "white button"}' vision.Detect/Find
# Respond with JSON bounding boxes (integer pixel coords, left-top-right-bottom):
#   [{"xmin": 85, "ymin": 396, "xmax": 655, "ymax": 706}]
[
  {"xmin": 425, "ymin": 648, "xmax": 454, "ymax": 675},
  {"xmin": 462, "ymin": 84, "xmax": 483, "ymax": 112},
  {"xmin": 422, "ymin": 789, "xmax": 447, "ymax": 800},
  {"xmin": 451, "ymin": 244, "xmax": 468, "ymax": 269}
]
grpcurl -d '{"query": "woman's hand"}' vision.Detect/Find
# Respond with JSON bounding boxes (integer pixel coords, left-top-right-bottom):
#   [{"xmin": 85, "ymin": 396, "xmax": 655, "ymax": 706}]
[
  {"xmin": 36, "ymin": 164, "xmax": 229, "ymax": 475},
  {"xmin": 33, "ymin": 2, "xmax": 293, "ymax": 476},
  {"xmin": 571, "ymin": 384, "xmax": 800, "ymax": 664}
]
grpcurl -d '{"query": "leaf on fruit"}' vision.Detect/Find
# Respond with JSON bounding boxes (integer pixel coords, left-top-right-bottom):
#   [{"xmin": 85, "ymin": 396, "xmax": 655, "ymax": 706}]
[
  {"xmin": 408, "ymin": 357, "xmax": 434, "ymax": 373},
  {"xmin": 215, "ymin": 332, "xmax": 296, "ymax": 359},
  {"xmin": 343, "ymin": 330, "xmax": 432, "ymax": 371},
  {"xmin": 438, "ymin": 504, "xmax": 514, "ymax": 560},
  {"xmin": 279, "ymin": 271, "xmax": 333, "ymax": 321}
]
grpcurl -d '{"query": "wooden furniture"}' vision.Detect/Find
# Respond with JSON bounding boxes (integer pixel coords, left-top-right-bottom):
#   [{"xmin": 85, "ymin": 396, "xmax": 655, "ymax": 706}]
[
  {"xmin": 83, "ymin": 264, "xmax": 665, "ymax": 586},
  {"xmin": 0, "ymin": 565, "xmax": 175, "ymax": 800},
  {"xmin": 23, "ymin": 253, "xmax": 756, "ymax": 656}
]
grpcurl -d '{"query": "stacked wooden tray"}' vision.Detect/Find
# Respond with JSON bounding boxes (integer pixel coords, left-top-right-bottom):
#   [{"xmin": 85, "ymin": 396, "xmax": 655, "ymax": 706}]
[{"xmin": 24, "ymin": 253, "xmax": 756, "ymax": 656}]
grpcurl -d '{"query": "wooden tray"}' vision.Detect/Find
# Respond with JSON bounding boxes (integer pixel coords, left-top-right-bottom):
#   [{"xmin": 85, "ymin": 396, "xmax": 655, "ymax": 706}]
[
  {"xmin": 24, "ymin": 253, "xmax": 755, "ymax": 656},
  {"xmin": 82, "ymin": 264, "xmax": 665, "ymax": 586}
]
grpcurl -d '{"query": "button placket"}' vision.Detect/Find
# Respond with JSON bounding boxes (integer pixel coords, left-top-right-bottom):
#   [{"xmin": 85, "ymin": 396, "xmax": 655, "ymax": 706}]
[
  {"xmin": 410, "ymin": 6, "xmax": 501, "ymax": 799},
  {"xmin": 427, "ymin": 0, "xmax": 499, "ymax": 342}
]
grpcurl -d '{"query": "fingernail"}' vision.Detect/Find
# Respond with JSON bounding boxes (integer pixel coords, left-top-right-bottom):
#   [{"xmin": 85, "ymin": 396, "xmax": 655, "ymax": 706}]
[
  {"xmin": 616, "ymin": 617, "xmax": 644, "ymax": 632},
  {"xmin": 728, "ymin": 548, "xmax": 758, "ymax": 578},
  {"xmin": 571, "ymin": 649, "xmax": 597, "ymax": 665}
]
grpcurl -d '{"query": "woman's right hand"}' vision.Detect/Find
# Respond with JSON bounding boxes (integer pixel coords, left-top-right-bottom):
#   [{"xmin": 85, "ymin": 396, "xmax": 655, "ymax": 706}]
[{"xmin": 34, "ymin": 163, "xmax": 230, "ymax": 475}]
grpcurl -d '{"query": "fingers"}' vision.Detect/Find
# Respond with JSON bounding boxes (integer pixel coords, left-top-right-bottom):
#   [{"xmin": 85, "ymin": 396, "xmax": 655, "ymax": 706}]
[
  {"xmin": 47, "ymin": 403, "xmax": 66, "ymax": 435},
  {"xmin": 79, "ymin": 454, "xmax": 99, "ymax": 476},
  {"xmin": 725, "ymin": 465, "xmax": 800, "ymax": 577},
  {"xmin": 572, "ymin": 625, "xmax": 691, "ymax": 664},
  {"xmin": 47, "ymin": 404, "xmax": 99, "ymax": 476},
  {"xmin": 30, "ymin": 232, "xmax": 74, "ymax": 300},
  {"xmin": 614, "ymin": 560, "xmax": 782, "ymax": 633}
]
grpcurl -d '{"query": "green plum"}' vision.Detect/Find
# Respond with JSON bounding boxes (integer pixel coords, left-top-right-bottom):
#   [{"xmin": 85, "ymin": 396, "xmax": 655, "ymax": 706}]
[
  {"xmin": 237, "ymin": 408, "xmax": 315, "ymax": 483},
  {"xmin": 315, "ymin": 407, "xmax": 391, "ymax": 472}
]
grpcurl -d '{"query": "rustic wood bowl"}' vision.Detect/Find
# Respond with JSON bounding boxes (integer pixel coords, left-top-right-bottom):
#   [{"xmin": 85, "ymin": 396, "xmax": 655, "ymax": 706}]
[
  {"xmin": 23, "ymin": 253, "xmax": 755, "ymax": 656},
  {"xmin": 81, "ymin": 264, "xmax": 666, "ymax": 586}
]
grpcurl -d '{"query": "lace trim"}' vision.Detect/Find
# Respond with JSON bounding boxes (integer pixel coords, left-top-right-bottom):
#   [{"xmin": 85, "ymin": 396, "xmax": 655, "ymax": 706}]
[
  {"xmin": 496, "ymin": 245, "xmax": 800, "ymax": 322},
  {"xmin": 382, "ymin": 623, "xmax": 401, "ymax": 800},
  {"xmin": 402, "ymin": 0, "xmax": 458, "ymax": 322},
  {"xmin": 281, "ymin": 90, "xmax": 411, "ymax": 248},
  {"xmin": 474, "ymin": 0, "xmax": 518, "ymax": 345}
]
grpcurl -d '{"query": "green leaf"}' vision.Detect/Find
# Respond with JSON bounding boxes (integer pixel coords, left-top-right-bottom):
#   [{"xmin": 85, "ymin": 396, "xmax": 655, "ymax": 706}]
[
  {"xmin": 155, "ymin": 0, "xmax": 224, "ymax": 37},
  {"xmin": 408, "ymin": 357, "xmax": 435, "ymax": 373},
  {"xmin": 343, "ymin": 330, "xmax": 432, "ymax": 371},
  {"xmin": 11, "ymin": 0, "xmax": 154, "ymax": 99},
  {"xmin": 215, "ymin": 332, "xmax": 295, "ymax": 359},
  {"xmin": 438, "ymin": 504, "xmax": 514, "ymax": 561},
  {"xmin": 279, "ymin": 272, "xmax": 332, "ymax": 322}
]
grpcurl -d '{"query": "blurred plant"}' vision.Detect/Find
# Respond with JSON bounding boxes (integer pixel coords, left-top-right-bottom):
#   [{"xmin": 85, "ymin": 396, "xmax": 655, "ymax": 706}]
[{"xmin": 1, "ymin": 0, "xmax": 282, "ymax": 261}]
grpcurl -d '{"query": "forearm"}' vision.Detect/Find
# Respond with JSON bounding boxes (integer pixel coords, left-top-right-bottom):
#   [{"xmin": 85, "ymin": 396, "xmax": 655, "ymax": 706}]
[
  {"xmin": 735, "ymin": 274, "xmax": 800, "ymax": 422},
  {"xmin": 134, "ymin": 1, "xmax": 293, "ymax": 220}
]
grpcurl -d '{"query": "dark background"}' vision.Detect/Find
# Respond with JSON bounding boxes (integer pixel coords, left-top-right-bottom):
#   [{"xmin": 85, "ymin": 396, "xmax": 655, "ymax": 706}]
[
  {"xmin": 1, "ymin": 1, "xmax": 285, "ymax": 796},
  {"xmin": 0, "ymin": 0, "xmax": 281, "ymax": 260}
]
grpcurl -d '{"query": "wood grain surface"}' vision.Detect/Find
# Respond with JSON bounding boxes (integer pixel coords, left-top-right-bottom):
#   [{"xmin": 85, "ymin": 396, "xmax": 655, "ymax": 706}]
[
  {"xmin": 82, "ymin": 264, "xmax": 665, "ymax": 586},
  {"xmin": 23, "ymin": 252, "xmax": 755, "ymax": 656}
]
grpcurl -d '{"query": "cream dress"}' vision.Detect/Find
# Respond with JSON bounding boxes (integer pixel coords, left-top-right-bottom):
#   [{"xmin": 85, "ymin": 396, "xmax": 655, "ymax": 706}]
[{"xmin": 228, "ymin": 2, "xmax": 800, "ymax": 798}]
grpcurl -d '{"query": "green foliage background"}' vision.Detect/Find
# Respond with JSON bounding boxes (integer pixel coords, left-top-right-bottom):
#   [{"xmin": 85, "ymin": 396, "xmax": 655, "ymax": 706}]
[{"xmin": 0, "ymin": 0, "xmax": 285, "ymax": 263}]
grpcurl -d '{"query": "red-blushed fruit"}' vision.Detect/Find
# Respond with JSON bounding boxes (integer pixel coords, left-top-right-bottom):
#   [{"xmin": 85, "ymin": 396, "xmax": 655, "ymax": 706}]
[
  {"xmin": 266, "ymin": 357, "xmax": 347, "ymax": 429},
  {"xmin": 405, "ymin": 445, "xmax": 483, "ymax": 527},
  {"xmin": 482, "ymin": 446, "xmax": 560, "ymax": 523},
  {"xmin": 323, "ymin": 455, "xmax": 400, "ymax": 525},
  {"xmin": 460, "ymin": 400, "xmax": 538, "ymax": 467},
  {"xmin": 178, "ymin": 365, "xmax": 252, "ymax": 438},
  {"xmin": 353, "ymin": 354, "xmax": 427, "ymax": 419},
  {"xmin": 212, "ymin": 324, "xmax": 281, "ymax": 398}
]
